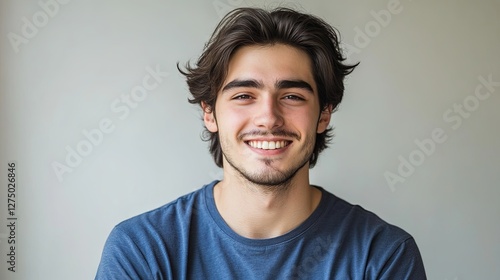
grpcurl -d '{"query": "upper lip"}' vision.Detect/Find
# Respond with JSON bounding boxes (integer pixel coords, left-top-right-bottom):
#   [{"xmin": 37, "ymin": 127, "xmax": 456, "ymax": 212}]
[{"xmin": 244, "ymin": 137, "xmax": 292, "ymax": 142}]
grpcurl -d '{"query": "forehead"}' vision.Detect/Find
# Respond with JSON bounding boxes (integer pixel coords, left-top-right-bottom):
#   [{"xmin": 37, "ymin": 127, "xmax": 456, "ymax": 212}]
[{"xmin": 223, "ymin": 44, "xmax": 316, "ymax": 91}]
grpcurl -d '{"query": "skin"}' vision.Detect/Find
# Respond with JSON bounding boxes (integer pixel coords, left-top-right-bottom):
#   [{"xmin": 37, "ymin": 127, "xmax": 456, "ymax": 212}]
[{"xmin": 203, "ymin": 44, "xmax": 332, "ymax": 239}]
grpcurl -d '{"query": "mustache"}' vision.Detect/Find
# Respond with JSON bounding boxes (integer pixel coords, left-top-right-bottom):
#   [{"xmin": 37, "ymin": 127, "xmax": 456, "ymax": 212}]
[{"xmin": 238, "ymin": 129, "xmax": 300, "ymax": 141}]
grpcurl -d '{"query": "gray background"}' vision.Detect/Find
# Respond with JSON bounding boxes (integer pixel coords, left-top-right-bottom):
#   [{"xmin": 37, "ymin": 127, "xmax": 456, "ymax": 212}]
[{"xmin": 1, "ymin": 0, "xmax": 499, "ymax": 279}]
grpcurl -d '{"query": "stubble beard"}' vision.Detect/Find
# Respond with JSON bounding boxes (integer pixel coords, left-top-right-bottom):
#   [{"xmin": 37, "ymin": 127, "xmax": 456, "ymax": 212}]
[{"xmin": 221, "ymin": 132, "xmax": 315, "ymax": 194}]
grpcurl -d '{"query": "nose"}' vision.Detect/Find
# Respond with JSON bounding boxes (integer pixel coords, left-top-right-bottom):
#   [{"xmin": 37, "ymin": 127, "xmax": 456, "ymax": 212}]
[{"xmin": 253, "ymin": 96, "xmax": 284, "ymax": 130}]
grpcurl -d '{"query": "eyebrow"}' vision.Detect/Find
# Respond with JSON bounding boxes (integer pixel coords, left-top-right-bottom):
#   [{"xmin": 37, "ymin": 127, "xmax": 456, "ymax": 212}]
[
  {"xmin": 275, "ymin": 80, "xmax": 314, "ymax": 94},
  {"xmin": 222, "ymin": 79, "xmax": 314, "ymax": 94},
  {"xmin": 222, "ymin": 79, "xmax": 263, "ymax": 92}
]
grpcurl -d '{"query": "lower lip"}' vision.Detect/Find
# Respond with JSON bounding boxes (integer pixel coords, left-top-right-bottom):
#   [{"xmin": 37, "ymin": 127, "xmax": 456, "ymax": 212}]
[{"xmin": 245, "ymin": 142, "xmax": 291, "ymax": 156}]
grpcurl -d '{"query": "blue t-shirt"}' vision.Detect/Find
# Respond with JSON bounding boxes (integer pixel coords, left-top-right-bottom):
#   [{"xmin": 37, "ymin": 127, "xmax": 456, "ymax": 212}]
[{"xmin": 95, "ymin": 181, "xmax": 426, "ymax": 279}]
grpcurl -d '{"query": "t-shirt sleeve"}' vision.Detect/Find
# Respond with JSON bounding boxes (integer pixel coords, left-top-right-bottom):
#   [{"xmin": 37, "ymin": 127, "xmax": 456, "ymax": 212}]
[
  {"xmin": 95, "ymin": 226, "xmax": 153, "ymax": 280},
  {"xmin": 377, "ymin": 237, "xmax": 427, "ymax": 280}
]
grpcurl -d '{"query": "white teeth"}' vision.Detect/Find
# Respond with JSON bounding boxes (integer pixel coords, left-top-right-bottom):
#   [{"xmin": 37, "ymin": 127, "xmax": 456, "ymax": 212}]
[
  {"xmin": 262, "ymin": 141, "xmax": 269, "ymax": 149},
  {"xmin": 248, "ymin": 140, "xmax": 289, "ymax": 150},
  {"xmin": 269, "ymin": 141, "xmax": 276, "ymax": 149}
]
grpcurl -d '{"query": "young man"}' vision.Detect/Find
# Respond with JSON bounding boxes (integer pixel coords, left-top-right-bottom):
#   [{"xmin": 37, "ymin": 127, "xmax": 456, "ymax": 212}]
[{"xmin": 96, "ymin": 7, "xmax": 426, "ymax": 279}]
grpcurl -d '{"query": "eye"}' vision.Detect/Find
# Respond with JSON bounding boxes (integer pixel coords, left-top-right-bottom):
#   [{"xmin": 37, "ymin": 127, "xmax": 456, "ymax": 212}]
[
  {"xmin": 283, "ymin": 95, "xmax": 305, "ymax": 101},
  {"xmin": 232, "ymin": 94, "xmax": 252, "ymax": 100}
]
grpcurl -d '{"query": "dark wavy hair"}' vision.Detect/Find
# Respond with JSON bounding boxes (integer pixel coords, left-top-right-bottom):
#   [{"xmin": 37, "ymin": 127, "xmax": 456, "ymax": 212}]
[{"xmin": 178, "ymin": 7, "xmax": 358, "ymax": 168}]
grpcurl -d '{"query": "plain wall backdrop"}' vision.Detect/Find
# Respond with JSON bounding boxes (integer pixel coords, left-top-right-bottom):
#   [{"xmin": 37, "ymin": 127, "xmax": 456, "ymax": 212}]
[{"xmin": 1, "ymin": 0, "xmax": 499, "ymax": 279}]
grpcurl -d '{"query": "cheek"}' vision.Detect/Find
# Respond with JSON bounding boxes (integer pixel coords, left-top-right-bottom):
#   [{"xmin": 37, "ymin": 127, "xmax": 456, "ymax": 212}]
[
  {"xmin": 216, "ymin": 107, "xmax": 248, "ymax": 134},
  {"xmin": 287, "ymin": 108, "xmax": 319, "ymax": 131}
]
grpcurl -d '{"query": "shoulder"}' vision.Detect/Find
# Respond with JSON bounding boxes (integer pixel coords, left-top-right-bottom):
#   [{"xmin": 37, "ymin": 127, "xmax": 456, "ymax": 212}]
[
  {"xmin": 316, "ymin": 188, "xmax": 426, "ymax": 279},
  {"xmin": 95, "ymin": 182, "xmax": 216, "ymax": 279},
  {"xmin": 113, "ymin": 184, "xmax": 207, "ymax": 239},
  {"xmin": 320, "ymin": 188, "xmax": 412, "ymax": 243}
]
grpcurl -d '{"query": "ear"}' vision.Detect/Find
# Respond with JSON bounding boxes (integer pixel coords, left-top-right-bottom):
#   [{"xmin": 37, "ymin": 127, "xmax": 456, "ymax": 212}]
[
  {"xmin": 317, "ymin": 105, "xmax": 332, "ymax": 133},
  {"xmin": 202, "ymin": 102, "xmax": 218, "ymax": 132}
]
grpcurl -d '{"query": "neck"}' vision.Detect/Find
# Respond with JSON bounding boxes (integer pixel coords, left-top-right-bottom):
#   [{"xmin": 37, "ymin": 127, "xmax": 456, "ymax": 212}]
[{"xmin": 213, "ymin": 165, "xmax": 322, "ymax": 239}]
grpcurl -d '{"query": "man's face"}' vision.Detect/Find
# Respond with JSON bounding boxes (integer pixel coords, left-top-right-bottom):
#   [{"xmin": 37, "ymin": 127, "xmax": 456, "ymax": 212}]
[{"xmin": 203, "ymin": 44, "xmax": 331, "ymax": 186}]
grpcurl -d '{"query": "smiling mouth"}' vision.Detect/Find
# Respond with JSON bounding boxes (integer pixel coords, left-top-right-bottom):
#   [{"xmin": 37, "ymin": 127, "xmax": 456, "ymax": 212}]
[{"xmin": 246, "ymin": 140, "xmax": 291, "ymax": 150}]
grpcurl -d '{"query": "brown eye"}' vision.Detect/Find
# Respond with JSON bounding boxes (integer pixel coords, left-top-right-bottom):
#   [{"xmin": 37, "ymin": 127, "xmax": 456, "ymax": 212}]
[
  {"xmin": 283, "ymin": 95, "xmax": 305, "ymax": 101},
  {"xmin": 233, "ymin": 94, "xmax": 252, "ymax": 100}
]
